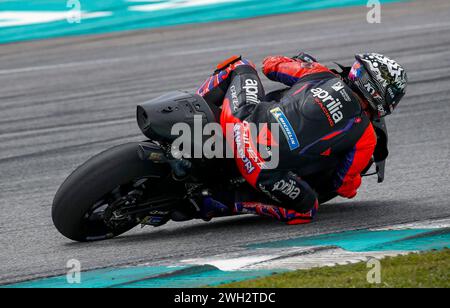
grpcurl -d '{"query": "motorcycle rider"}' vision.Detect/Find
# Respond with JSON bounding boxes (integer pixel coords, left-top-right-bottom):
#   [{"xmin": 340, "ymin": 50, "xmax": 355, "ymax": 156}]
[{"xmin": 179, "ymin": 52, "xmax": 407, "ymax": 225}]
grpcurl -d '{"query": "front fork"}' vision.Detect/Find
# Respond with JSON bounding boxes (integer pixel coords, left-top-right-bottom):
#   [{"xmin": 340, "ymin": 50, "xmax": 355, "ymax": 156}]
[
  {"xmin": 137, "ymin": 141, "xmax": 243, "ymax": 216},
  {"xmin": 137, "ymin": 141, "xmax": 192, "ymax": 179},
  {"xmin": 137, "ymin": 141, "xmax": 203, "ymax": 206}
]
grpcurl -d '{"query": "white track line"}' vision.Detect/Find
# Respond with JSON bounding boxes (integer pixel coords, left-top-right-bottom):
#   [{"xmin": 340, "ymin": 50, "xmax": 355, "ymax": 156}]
[
  {"xmin": 180, "ymin": 218, "xmax": 448, "ymax": 272},
  {"xmin": 370, "ymin": 218, "xmax": 450, "ymax": 231},
  {"xmin": 1, "ymin": 21, "xmax": 450, "ymax": 76},
  {"xmin": 0, "ymin": 118, "xmax": 134, "ymax": 139}
]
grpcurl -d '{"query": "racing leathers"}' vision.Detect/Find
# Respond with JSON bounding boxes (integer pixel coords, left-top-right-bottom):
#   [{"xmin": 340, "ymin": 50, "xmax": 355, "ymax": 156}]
[{"xmin": 196, "ymin": 54, "xmax": 377, "ymax": 224}]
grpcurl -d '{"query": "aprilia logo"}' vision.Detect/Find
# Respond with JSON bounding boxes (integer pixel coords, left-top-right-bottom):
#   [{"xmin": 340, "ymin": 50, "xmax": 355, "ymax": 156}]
[
  {"xmin": 311, "ymin": 87, "xmax": 344, "ymax": 125},
  {"xmin": 243, "ymin": 79, "xmax": 260, "ymax": 105},
  {"xmin": 273, "ymin": 179, "xmax": 301, "ymax": 200}
]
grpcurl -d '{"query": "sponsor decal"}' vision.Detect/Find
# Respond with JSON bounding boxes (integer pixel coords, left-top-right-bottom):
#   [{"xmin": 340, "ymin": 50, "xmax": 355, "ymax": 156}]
[
  {"xmin": 244, "ymin": 124, "xmax": 264, "ymax": 169},
  {"xmin": 364, "ymin": 82, "xmax": 382, "ymax": 100},
  {"xmin": 233, "ymin": 123, "xmax": 265, "ymax": 174},
  {"xmin": 310, "ymin": 87, "xmax": 344, "ymax": 125},
  {"xmin": 234, "ymin": 124, "xmax": 255, "ymax": 174},
  {"xmin": 331, "ymin": 81, "xmax": 345, "ymax": 92},
  {"xmin": 331, "ymin": 81, "xmax": 351, "ymax": 102},
  {"xmin": 313, "ymin": 98, "xmax": 335, "ymax": 127},
  {"xmin": 340, "ymin": 89, "xmax": 352, "ymax": 102},
  {"xmin": 270, "ymin": 107, "xmax": 300, "ymax": 150},
  {"xmin": 234, "ymin": 125, "xmax": 255, "ymax": 174},
  {"xmin": 272, "ymin": 179, "xmax": 301, "ymax": 200},
  {"xmin": 230, "ymin": 85, "xmax": 239, "ymax": 111},
  {"xmin": 377, "ymin": 104, "xmax": 387, "ymax": 117},
  {"xmin": 258, "ymin": 184, "xmax": 282, "ymax": 203},
  {"xmin": 243, "ymin": 79, "xmax": 260, "ymax": 105},
  {"xmin": 387, "ymin": 86, "xmax": 396, "ymax": 100}
]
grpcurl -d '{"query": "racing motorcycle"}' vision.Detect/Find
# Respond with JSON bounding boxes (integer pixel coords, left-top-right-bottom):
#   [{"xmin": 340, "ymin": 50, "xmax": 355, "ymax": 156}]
[{"xmin": 52, "ymin": 90, "xmax": 387, "ymax": 242}]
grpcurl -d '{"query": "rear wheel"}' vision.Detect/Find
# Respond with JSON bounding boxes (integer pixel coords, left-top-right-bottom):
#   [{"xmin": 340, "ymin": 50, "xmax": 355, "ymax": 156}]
[{"xmin": 52, "ymin": 142, "xmax": 176, "ymax": 242}]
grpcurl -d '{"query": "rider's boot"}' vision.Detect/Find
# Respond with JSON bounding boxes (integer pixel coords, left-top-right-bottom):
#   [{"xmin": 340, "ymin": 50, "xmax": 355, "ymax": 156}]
[
  {"xmin": 171, "ymin": 194, "xmax": 232, "ymax": 222},
  {"xmin": 233, "ymin": 200, "xmax": 319, "ymax": 225},
  {"xmin": 198, "ymin": 197, "xmax": 231, "ymax": 221}
]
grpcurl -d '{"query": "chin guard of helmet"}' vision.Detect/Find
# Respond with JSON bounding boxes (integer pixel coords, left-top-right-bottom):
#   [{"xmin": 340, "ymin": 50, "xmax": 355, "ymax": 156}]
[{"xmin": 372, "ymin": 117, "xmax": 389, "ymax": 183}]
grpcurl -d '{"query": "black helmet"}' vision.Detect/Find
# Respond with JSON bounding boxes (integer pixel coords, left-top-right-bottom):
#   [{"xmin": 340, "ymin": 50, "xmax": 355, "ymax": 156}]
[{"xmin": 349, "ymin": 53, "xmax": 407, "ymax": 117}]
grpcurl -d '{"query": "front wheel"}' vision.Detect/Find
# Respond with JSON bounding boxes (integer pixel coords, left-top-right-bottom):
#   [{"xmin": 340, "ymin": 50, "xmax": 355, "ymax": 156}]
[{"xmin": 52, "ymin": 142, "xmax": 175, "ymax": 242}]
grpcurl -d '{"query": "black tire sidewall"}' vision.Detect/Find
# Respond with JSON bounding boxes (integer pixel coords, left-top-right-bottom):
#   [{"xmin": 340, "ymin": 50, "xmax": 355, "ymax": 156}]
[{"xmin": 52, "ymin": 142, "xmax": 170, "ymax": 241}]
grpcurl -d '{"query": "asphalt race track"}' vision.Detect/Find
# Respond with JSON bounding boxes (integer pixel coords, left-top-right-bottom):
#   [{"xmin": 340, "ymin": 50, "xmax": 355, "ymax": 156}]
[{"xmin": 0, "ymin": 0, "xmax": 449, "ymax": 284}]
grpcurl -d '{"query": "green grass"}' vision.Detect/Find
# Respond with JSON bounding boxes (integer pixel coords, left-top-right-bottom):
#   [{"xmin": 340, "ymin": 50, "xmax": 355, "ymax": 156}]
[{"xmin": 221, "ymin": 249, "xmax": 450, "ymax": 288}]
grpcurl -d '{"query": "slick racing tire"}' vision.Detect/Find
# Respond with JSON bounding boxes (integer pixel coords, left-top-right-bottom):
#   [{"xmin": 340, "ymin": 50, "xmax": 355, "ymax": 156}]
[{"xmin": 52, "ymin": 142, "xmax": 170, "ymax": 242}]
